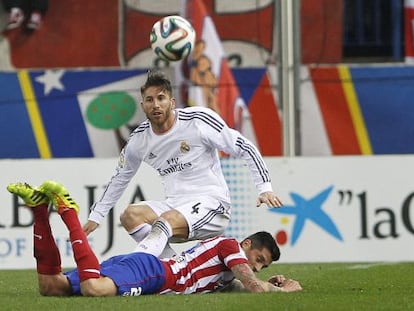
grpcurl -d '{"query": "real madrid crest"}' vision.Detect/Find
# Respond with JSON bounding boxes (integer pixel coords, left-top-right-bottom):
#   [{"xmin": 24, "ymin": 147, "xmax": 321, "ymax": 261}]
[{"xmin": 180, "ymin": 141, "xmax": 190, "ymax": 153}]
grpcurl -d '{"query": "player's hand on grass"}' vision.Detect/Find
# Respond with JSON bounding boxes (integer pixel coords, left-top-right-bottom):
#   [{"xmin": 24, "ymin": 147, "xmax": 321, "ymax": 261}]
[
  {"xmin": 82, "ymin": 220, "xmax": 99, "ymax": 235},
  {"xmin": 256, "ymin": 191, "xmax": 283, "ymax": 208},
  {"xmin": 278, "ymin": 279, "xmax": 302, "ymax": 292},
  {"xmin": 267, "ymin": 274, "xmax": 286, "ymax": 287}
]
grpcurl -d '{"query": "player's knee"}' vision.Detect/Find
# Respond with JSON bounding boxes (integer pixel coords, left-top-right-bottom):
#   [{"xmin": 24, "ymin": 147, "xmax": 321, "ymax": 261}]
[
  {"xmin": 81, "ymin": 287, "xmax": 99, "ymax": 297},
  {"xmin": 119, "ymin": 204, "xmax": 157, "ymax": 231},
  {"xmin": 120, "ymin": 204, "xmax": 138, "ymax": 228},
  {"xmin": 120, "ymin": 204, "xmax": 150, "ymax": 230},
  {"xmin": 80, "ymin": 281, "xmax": 101, "ymax": 297},
  {"xmin": 81, "ymin": 278, "xmax": 117, "ymax": 296},
  {"xmin": 160, "ymin": 210, "xmax": 184, "ymax": 225}
]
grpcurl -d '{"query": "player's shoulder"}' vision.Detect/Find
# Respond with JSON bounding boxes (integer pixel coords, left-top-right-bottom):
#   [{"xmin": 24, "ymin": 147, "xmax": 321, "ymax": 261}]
[
  {"xmin": 177, "ymin": 107, "xmax": 225, "ymax": 130},
  {"xmin": 130, "ymin": 120, "xmax": 151, "ymax": 137},
  {"xmin": 214, "ymin": 236, "xmax": 243, "ymax": 258},
  {"xmin": 219, "ymin": 236, "xmax": 239, "ymax": 244},
  {"xmin": 123, "ymin": 120, "xmax": 151, "ymax": 149},
  {"xmin": 179, "ymin": 106, "xmax": 212, "ymax": 113},
  {"xmin": 178, "ymin": 106, "xmax": 221, "ymax": 118}
]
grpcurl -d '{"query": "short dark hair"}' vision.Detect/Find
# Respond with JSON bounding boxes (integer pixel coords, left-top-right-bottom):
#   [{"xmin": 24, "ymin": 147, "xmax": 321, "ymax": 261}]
[
  {"xmin": 244, "ymin": 231, "xmax": 280, "ymax": 262},
  {"xmin": 140, "ymin": 69, "xmax": 173, "ymax": 97}
]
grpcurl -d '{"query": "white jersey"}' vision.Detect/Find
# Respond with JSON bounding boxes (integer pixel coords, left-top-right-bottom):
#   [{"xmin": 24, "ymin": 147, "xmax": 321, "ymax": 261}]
[
  {"xmin": 159, "ymin": 236, "xmax": 247, "ymax": 294},
  {"xmin": 89, "ymin": 107, "xmax": 272, "ymax": 224}
]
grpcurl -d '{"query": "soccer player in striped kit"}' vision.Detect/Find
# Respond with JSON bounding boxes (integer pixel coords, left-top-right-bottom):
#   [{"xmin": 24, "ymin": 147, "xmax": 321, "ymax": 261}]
[
  {"xmin": 83, "ymin": 70, "xmax": 283, "ymax": 258},
  {"xmin": 7, "ymin": 181, "xmax": 302, "ymax": 296}
]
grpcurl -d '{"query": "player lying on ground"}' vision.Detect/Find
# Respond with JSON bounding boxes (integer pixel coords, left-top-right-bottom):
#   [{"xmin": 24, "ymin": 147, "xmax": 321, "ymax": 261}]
[{"xmin": 7, "ymin": 181, "xmax": 302, "ymax": 297}]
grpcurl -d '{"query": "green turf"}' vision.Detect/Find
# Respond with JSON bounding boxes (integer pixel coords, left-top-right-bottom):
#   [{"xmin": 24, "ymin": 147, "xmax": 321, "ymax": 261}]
[{"xmin": 0, "ymin": 262, "xmax": 413, "ymax": 310}]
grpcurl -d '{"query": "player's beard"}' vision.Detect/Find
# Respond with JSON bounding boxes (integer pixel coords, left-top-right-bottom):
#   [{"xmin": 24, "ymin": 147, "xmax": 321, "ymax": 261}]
[{"xmin": 148, "ymin": 105, "xmax": 175, "ymax": 133}]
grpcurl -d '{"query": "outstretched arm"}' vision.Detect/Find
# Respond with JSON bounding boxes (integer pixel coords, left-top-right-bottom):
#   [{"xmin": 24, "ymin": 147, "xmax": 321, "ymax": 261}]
[
  {"xmin": 200, "ymin": 109, "xmax": 279, "ymax": 204},
  {"xmin": 230, "ymin": 263, "xmax": 302, "ymax": 293},
  {"xmin": 231, "ymin": 263, "xmax": 275, "ymax": 292}
]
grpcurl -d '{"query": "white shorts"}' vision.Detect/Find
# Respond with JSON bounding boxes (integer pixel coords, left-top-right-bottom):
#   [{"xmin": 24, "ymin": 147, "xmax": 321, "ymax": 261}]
[{"xmin": 143, "ymin": 196, "xmax": 231, "ymax": 241}]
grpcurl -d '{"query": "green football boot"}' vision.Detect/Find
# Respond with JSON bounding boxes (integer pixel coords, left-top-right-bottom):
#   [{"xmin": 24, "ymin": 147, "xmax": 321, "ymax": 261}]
[
  {"xmin": 39, "ymin": 180, "xmax": 79, "ymax": 214},
  {"xmin": 7, "ymin": 182, "xmax": 49, "ymax": 207}
]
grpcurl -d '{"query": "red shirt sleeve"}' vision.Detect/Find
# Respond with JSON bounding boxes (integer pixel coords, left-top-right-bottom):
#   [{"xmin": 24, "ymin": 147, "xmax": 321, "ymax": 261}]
[{"xmin": 217, "ymin": 238, "xmax": 248, "ymax": 269}]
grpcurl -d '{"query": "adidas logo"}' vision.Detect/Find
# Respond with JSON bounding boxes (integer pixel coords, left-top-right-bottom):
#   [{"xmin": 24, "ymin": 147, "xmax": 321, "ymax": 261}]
[{"xmin": 148, "ymin": 152, "xmax": 157, "ymax": 159}]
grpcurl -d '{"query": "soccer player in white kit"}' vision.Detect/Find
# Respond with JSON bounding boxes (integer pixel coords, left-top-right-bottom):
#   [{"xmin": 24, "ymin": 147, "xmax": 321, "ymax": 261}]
[{"xmin": 83, "ymin": 70, "xmax": 283, "ymax": 258}]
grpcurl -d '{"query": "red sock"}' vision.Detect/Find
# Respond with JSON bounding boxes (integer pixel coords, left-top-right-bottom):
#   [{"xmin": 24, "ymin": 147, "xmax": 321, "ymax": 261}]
[
  {"xmin": 32, "ymin": 204, "xmax": 61, "ymax": 275},
  {"xmin": 60, "ymin": 209, "xmax": 100, "ymax": 281}
]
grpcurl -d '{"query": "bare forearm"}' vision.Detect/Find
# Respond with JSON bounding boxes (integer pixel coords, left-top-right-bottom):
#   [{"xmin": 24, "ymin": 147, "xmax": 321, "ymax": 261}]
[
  {"xmin": 222, "ymin": 278, "xmax": 282, "ymax": 293},
  {"xmin": 231, "ymin": 264, "xmax": 263, "ymax": 292},
  {"xmin": 230, "ymin": 264, "xmax": 303, "ymax": 293},
  {"xmin": 246, "ymin": 278, "xmax": 285, "ymax": 293},
  {"xmin": 231, "ymin": 264, "xmax": 277, "ymax": 293}
]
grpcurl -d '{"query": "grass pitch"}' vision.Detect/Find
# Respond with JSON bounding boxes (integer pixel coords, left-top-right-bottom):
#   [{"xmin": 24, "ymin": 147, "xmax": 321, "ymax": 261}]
[{"xmin": 0, "ymin": 262, "xmax": 412, "ymax": 311}]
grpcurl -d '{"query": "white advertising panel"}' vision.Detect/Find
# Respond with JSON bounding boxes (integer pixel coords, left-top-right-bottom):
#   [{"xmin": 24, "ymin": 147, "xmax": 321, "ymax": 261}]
[{"xmin": 1, "ymin": 156, "xmax": 413, "ymax": 269}]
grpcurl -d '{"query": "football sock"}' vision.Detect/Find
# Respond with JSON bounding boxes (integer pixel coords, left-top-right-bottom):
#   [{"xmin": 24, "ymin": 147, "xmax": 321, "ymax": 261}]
[
  {"xmin": 159, "ymin": 242, "xmax": 177, "ymax": 259},
  {"xmin": 60, "ymin": 209, "xmax": 100, "ymax": 281},
  {"xmin": 128, "ymin": 223, "xmax": 152, "ymax": 244},
  {"xmin": 33, "ymin": 204, "xmax": 62, "ymax": 274},
  {"xmin": 135, "ymin": 217, "xmax": 173, "ymax": 257}
]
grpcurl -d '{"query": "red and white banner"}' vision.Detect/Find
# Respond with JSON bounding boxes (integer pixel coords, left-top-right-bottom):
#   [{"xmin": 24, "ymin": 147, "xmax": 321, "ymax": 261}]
[{"xmin": 184, "ymin": 0, "xmax": 256, "ymax": 143}]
